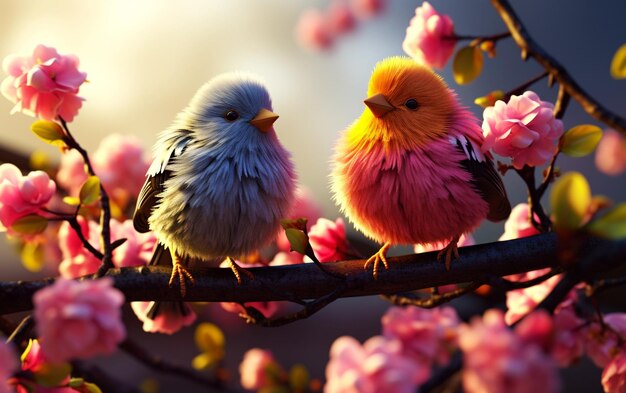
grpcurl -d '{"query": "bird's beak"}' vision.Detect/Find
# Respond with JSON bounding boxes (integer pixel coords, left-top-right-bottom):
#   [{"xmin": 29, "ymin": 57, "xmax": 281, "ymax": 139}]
[
  {"xmin": 364, "ymin": 93, "xmax": 395, "ymax": 118},
  {"xmin": 250, "ymin": 108, "xmax": 279, "ymax": 133}
]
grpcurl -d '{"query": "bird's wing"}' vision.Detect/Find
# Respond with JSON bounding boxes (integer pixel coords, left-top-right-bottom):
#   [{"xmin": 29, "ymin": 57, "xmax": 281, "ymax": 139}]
[
  {"xmin": 132, "ymin": 132, "xmax": 193, "ymax": 233},
  {"xmin": 451, "ymin": 135, "xmax": 511, "ymax": 222}
]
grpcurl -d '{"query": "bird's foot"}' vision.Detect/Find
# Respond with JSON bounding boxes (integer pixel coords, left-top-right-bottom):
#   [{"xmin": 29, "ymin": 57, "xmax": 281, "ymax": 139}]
[
  {"xmin": 364, "ymin": 242, "xmax": 391, "ymax": 280},
  {"xmin": 226, "ymin": 256, "xmax": 254, "ymax": 285},
  {"xmin": 168, "ymin": 262, "xmax": 196, "ymax": 297},
  {"xmin": 437, "ymin": 236, "xmax": 461, "ymax": 271}
]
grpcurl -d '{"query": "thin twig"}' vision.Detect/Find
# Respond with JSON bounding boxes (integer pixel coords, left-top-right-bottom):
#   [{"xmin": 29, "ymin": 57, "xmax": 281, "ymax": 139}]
[
  {"xmin": 586, "ymin": 277, "xmax": 626, "ymax": 297},
  {"xmin": 240, "ymin": 284, "xmax": 347, "ymax": 327},
  {"xmin": 382, "ymin": 282, "xmax": 484, "ymax": 309},
  {"xmin": 536, "ymin": 153, "xmax": 560, "ymax": 198},
  {"xmin": 553, "ymin": 83, "xmax": 571, "ymax": 119},
  {"xmin": 448, "ymin": 31, "xmax": 511, "ymax": 43},
  {"xmin": 67, "ymin": 216, "xmax": 104, "ymax": 260},
  {"xmin": 503, "ymin": 70, "xmax": 550, "ymax": 100},
  {"xmin": 486, "ymin": 268, "xmax": 561, "ymax": 290},
  {"xmin": 514, "ymin": 166, "xmax": 552, "ymax": 232},
  {"xmin": 6, "ymin": 315, "xmax": 33, "ymax": 346},
  {"xmin": 119, "ymin": 339, "xmax": 233, "ymax": 392},
  {"xmin": 491, "ymin": 0, "xmax": 626, "ymax": 135},
  {"xmin": 58, "ymin": 117, "xmax": 113, "ymax": 277}
]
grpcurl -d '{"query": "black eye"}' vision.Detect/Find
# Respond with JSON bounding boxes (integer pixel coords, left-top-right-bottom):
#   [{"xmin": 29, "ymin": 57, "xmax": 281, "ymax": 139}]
[
  {"xmin": 404, "ymin": 99, "xmax": 419, "ymax": 110},
  {"xmin": 224, "ymin": 110, "xmax": 239, "ymax": 121}
]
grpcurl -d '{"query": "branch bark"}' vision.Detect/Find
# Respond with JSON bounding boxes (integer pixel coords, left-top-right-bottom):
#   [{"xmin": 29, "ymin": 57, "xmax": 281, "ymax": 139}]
[
  {"xmin": 491, "ymin": 0, "xmax": 626, "ymax": 135},
  {"xmin": 2, "ymin": 234, "xmax": 625, "ymax": 315}
]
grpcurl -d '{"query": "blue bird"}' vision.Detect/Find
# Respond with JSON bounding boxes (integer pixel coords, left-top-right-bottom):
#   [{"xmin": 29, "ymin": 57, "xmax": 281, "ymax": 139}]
[{"xmin": 133, "ymin": 72, "xmax": 297, "ymax": 300}]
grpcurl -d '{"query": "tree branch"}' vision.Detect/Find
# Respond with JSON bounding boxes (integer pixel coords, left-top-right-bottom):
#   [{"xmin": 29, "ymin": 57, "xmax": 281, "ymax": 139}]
[
  {"xmin": 2, "ymin": 234, "xmax": 625, "ymax": 316},
  {"xmin": 491, "ymin": 0, "xmax": 626, "ymax": 135}
]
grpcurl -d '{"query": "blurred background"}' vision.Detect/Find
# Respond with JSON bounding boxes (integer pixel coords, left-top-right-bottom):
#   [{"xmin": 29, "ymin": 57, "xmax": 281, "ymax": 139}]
[{"xmin": 1, "ymin": 1, "xmax": 625, "ymax": 392}]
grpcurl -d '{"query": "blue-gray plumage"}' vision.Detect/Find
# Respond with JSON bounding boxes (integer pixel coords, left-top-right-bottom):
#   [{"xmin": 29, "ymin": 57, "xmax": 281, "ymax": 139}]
[{"xmin": 134, "ymin": 72, "xmax": 296, "ymax": 295}]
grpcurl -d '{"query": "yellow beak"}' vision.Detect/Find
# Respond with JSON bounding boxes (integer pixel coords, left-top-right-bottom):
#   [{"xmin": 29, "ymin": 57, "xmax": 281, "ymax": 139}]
[
  {"xmin": 364, "ymin": 93, "xmax": 395, "ymax": 118},
  {"xmin": 250, "ymin": 108, "xmax": 279, "ymax": 133}
]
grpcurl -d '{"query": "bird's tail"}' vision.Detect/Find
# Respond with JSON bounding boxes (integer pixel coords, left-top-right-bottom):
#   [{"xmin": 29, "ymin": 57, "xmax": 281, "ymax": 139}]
[{"xmin": 148, "ymin": 243, "xmax": 186, "ymax": 321}]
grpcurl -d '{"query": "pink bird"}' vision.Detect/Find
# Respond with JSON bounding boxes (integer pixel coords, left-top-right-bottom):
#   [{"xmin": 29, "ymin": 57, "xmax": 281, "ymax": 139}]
[{"xmin": 331, "ymin": 57, "xmax": 510, "ymax": 277}]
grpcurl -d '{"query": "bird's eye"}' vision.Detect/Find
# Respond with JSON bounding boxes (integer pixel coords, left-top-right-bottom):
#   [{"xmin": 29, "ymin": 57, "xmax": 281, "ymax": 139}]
[
  {"xmin": 224, "ymin": 110, "xmax": 239, "ymax": 121},
  {"xmin": 404, "ymin": 99, "xmax": 419, "ymax": 110}
]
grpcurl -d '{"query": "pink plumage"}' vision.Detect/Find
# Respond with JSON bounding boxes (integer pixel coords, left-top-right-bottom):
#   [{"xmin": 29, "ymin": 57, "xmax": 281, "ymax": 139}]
[{"xmin": 331, "ymin": 57, "xmax": 510, "ymax": 276}]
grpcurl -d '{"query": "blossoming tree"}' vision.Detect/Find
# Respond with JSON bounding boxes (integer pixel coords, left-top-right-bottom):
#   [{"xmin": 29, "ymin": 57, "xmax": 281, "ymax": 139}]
[{"xmin": 1, "ymin": 1, "xmax": 626, "ymax": 393}]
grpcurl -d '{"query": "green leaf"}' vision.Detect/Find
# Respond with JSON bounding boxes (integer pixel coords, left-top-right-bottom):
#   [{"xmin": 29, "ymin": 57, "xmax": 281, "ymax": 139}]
[
  {"xmin": 30, "ymin": 120, "xmax": 66, "ymax": 147},
  {"xmin": 83, "ymin": 382, "xmax": 103, "ymax": 393},
  {"xmin": 79, "ymin": 176, "xmax": 101, "ymax": 205},
  {"xmin": 12, "ymin": 215, "xmax": 48, "ymax": 235},
  {"xmin": 588, "ymin": 203, "xmax": 626, "ymax": 240},
  {"xmin": 280, "ymin": 218, "xmax": 308, "ymax": 231},
  {"xmin": 69, "ymin": 378, "xmax": 86, "ymax": 388},
  {"xmin": 550, "ymin": 171, "xmax": 591, "ymax": 231},
  {"xmin": 284, "ymin": 228, "xmax": 308, "ymax": 254},
  {"xmin": 63, "ymin": 196, "xmax": 81, "ymax": 206},
  {"xmin": 289, "ymin": 364, "xmax": 310, "ymax": 391},
  {"xmin": 474, "ymin": 90, "xmax": 504, "ymax": 108},
  {"xmin": 34, "ymin": 361, "xmax": 72, "ymax": 387},
  {"xmin": 21, "ymin": 242, "xmax": 45, "ymax": 272},
  {"xmin": 452, "ymin": 45, "xmax": 483, "ymax": 85},
  {"xmin": 610, "ymin": 43, "xmax": 626, "ymax": 79},
  {"xmin": 561, "ymin": 124, "xmax": 603, "ymax": 157}
]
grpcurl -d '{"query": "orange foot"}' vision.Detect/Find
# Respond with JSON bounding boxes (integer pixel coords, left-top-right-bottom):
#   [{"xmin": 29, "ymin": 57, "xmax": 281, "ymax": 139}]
[
  {"xmin": 364, "ymin": 242, "xmax": 391, "ymax": 279},
  {"xmin": 437, "ymin": 235, "xmax": 461, "ymax": 271},
  {"xmin": 226, "ymin": 256, "xmax": 255, "ymax": 285},
  {"xmin": 169, "ymin": 254, "xmax": 196, "ymax": 297}
]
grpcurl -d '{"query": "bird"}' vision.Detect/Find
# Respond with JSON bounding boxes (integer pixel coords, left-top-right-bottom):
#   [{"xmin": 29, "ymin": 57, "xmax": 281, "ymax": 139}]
[
  {"xmin": 331, "ymin": 56, "xmax": 511, "ymax": 278},
  {"xmin": 133, "ymin": 72, "xmax": 297, "ymax": 298}
]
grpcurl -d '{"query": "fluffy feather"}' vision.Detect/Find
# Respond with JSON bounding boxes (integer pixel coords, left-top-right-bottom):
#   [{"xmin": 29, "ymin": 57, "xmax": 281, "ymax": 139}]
[{"xmin": 331, "ymin": 57, "xmax": 510, "ymax": 271}]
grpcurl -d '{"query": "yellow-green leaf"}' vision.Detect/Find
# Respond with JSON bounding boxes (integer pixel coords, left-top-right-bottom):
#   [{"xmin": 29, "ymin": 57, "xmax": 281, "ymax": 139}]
[
  {"xmin": 30, "ymin": 120, "xmax": 66, "ymax": 147},
  {"xmin": 588, "ymin": 203, "xmax": 626, "ymax": 240},
  {"xmin": 550, "ymin": 171, "xmax": 591, "ymax": 231},
  {"xmin": 79, "ymin": 176, "xmax": 101, "ymax": 205},
  {"xmin": 289, "ymin": 364, "xmax": 310, "ymax": 391},
  {"xmin": 12, "ymin": 215, "xmax": 48, "ymax": 235},
  {"xmin": 610, "ymin": 43, "xmax": 626, "ymax": 79},
  {"xmin": 561, "ymin": 124, "xmax": 603, "ymax": 157},
  {"xmin": 63, "ymin": 196, "xmax": 81, "ymax": 206},
  {"xmin": 21, "ymin": 242, "xmax": 45, "ymax": 272},
  {"xmin": 474, "ymin": 90, "xmax": 504, "ymax": 108},
  {"xmin": 34, "ymin": 361, "xmax": 72, "ymax": 387},
  {"xmin": 452, "ymin": 45, "xmax": 483, "ymax": 85},
  {"xmin": 83, "ymin": 382, "xmax": 103, "ymax": 393},
  {"xmin": 139, "ymin": 378, "xmax": 159, "ymax": 393},
  {"xmin": 191, "ymin": 353, "xmax": 214, "ymax": 371},
  {"xmin": 194, "ymin": 323, "xmax": 225, "ymax": 353},
  {"xmin": 284, "ymin": 228, "xmax": 308, "ymax": 254},
  {"xmin": 280, "ymin": 218, "xmax": 308, "ymax": 231}
]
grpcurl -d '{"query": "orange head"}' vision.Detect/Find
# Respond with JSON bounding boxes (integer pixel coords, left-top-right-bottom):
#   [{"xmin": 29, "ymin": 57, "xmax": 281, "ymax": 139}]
[{"xmin": 354, "ymin": 56, "xmax": 456, "ymax": 150}]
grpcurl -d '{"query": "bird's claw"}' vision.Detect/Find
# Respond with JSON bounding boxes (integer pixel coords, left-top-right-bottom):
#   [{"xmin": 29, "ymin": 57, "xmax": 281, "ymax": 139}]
[
  {"xmin": 227, "ymin": 257, "xmax": 254, "ymax": 285},
  {"xmin": 168, "ymin": 263, "xmax": 196, "ymax": 297},
  {"xmin": 437, "ymin": 239, "xmax": 460, "ymax": 271},
  {"xmin": 364, "ymin": 243, "xmax": 391, "ymax": 279}
]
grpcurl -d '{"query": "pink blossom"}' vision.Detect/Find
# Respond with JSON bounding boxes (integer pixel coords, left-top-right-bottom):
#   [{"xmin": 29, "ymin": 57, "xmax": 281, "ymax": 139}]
[
  {"xmin": 55, "ymin": 150, "xmax": 87, "ymax": 197},
  {"xmin": 0, "ymin": 163, "xmax": 55, "ymax": 233},
  {"xmin": 482, "ymin": 91, "xmax": 564, "ymax": 169},
  {"xmin": 325, "ymin": 335, "xmax": 429, "ymax": 393},
  {"xmin": 327, "ymin": 0, "xmax": 356, "ymax": 35},
  {"xmin": 0, "ymin": 341, "xmax": 17, "ymax": 393},
  {"xmin": 382, "ymin": 306, "xmax": 460, "ymax": 365},
  {"xmin": 596, "ymin": 129, "xmax": 626, "ymax": 176},
  {"xmin": 550, "ymin": 302, "xmax": 586, "ymax": 366},
  {"xmin": 603, "ymin": 351, "xmax": 626, "ymax": 393},
  {"xmin": 276, "ymin": 187, "xmax": 322, "ymax": 252},
  {"xmin": 402, "ymin": 2, "xmax": 455, "ymax": 69},
  {"xmin": 309, "ymin": 218, "xmax": 349, "ymax": 262},
  {"xmin": 59, "ymin": 217, "xmax": 155, "ymax": 278},
  {"xmin": 33, "ymin": 278, "xmax": 126, "ymax": 363},
  {"xmin": 350, "ymin": 0, "xmax": 386, "ymax": 19},
  {"xmin": 1, "ymin": 44, "xmax": 86, "ymax": 121},
  {"xmin": 296, "ymin": 9, "xmax": 334, "ymax": 52},
  {"xmin": 110, "ymin": 219, "xmax": 156, "ymax": 268},
  {"xmin": 414, "ymin": 232, "xmax": 474, "ymax": 253},
  {"xmin": 587, "ymin": 313, "xmax": 626, "ymax": 368},
  {"xmin": 505, "ymin": 268, "xmax": 562, "ymax": 324},
  {"xmin": 239, "ymin": 348, "xmax": 279, "ymax": 391},
  {"xmin": 131, "ymin": 301, "xmax": 196, "ymax": 335},
  {"xmin": 268, "ymin": 251, "xmax": 304, "ymax": 266},
  {"xmin": 92, "ymin": 134, "xmax": 150, "ymax": 207},
  {"xmin": 220, "ymin": 260, "xmax": 281, "ymax": 318},
  {"xmin": 514, "ymin": 310, "xmax": 554, "ymax": 352},
  {"xmin": 499, "ymin": 203, "xmax": 540, "ymax": 240},
  {"xmin": 459, "ymin": 309, "xmax": 560, "ymax": 393}
]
